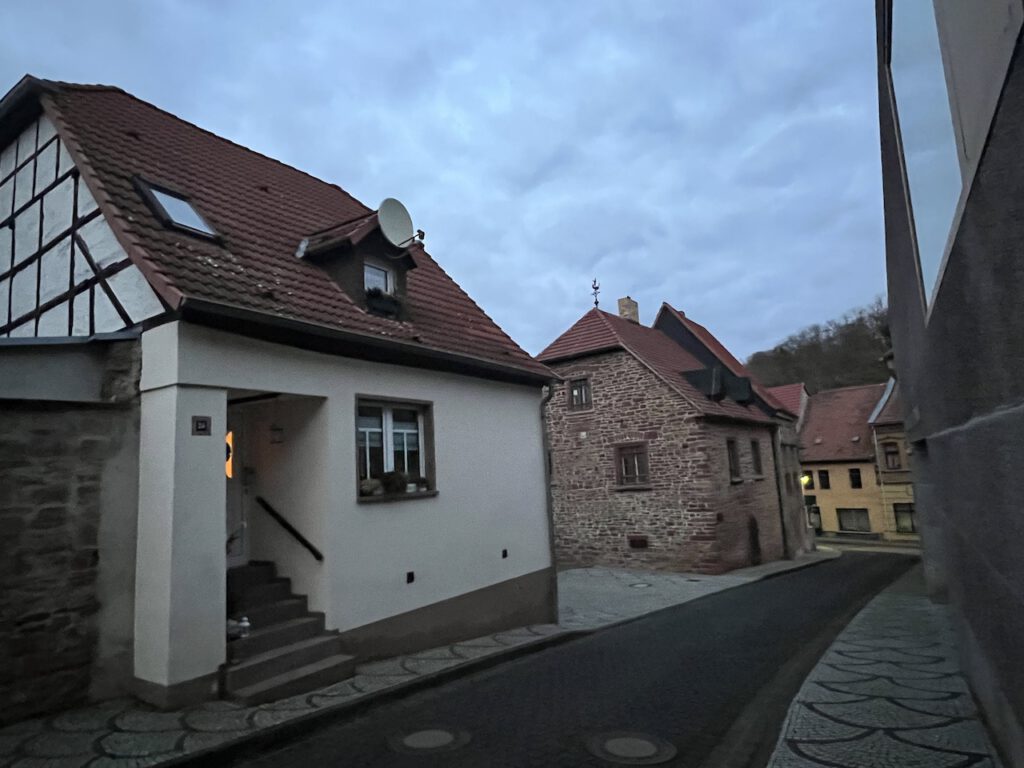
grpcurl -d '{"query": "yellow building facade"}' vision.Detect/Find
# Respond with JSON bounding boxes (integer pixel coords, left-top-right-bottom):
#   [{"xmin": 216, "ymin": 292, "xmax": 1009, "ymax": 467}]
[{"xmin": 797, "ymin": 381, "xmax": 917, "ymax": 542}]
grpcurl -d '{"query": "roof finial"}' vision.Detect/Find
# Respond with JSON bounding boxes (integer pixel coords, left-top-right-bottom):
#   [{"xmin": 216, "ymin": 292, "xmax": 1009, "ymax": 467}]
[{"xmin": 592, "ymin": 278, "xmax": 600, "ymax": 308}]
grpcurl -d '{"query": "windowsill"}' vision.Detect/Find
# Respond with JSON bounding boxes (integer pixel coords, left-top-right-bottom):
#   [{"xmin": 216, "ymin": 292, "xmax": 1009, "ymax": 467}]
[
  {"xmin": 566, "ymin": 408, "xmax": 594, "ymax": 416},
  {"xmin": 358, "ymin": 490, "xmax": 439, "ymax": 504},
  {"xmin": 614, "ymin": 484, "xmax": 652, "ymax": 492},
  {"xmin": 752, "ymin": 475, "xmax": 765, "ymax": 481},
  {"xmin": 730, "ymin": 477, "xmax": 743, "ymax": 485}
]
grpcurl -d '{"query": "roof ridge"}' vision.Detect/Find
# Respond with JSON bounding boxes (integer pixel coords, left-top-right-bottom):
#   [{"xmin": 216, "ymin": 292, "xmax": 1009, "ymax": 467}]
[{"xmin": 50, "ymin": 80, "xmax": 371, "ymax": 214}]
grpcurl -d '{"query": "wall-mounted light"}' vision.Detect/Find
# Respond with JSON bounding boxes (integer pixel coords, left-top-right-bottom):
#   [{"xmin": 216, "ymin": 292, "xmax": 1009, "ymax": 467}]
[{"xmin": 270, "ymin": 425, "xmax": 284, "ymax": 444}]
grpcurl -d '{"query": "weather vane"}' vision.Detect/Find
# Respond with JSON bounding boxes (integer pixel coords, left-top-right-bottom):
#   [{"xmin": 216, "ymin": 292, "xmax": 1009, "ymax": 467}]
[{"xmin": 592, "ymin": 278, "xmax": 600, "ymax": 307}]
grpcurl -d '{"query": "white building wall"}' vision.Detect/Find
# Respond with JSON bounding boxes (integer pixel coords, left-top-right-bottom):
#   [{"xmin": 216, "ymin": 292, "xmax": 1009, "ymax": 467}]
[
  {"xmin": 135, "ymin": 384, "xmax": 227, "ymax": 688},
  {"xmin": 140, "ymin": 321, "xmax": 551, "ymax": 638}
]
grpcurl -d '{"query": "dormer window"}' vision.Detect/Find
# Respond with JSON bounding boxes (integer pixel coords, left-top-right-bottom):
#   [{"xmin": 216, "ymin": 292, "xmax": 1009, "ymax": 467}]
[
  {"xmin": 364, "ymin": 262, "xmax": 393, "ymax": 294},
  {"xmin": 137, "ymin": 179, "xmax": 217, "ymax": 238}
]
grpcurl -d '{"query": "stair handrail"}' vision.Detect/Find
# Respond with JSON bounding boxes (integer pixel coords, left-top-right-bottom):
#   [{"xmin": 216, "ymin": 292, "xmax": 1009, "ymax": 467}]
[{"xmin": 254, "ymin": 496, "xmax": 324, "ymax": 563}]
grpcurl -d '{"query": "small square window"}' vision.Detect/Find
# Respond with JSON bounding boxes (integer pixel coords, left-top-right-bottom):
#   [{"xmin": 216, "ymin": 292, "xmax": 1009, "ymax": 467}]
[
  {"xmin": 568, "ymin": 378, "xmax": 591, "ymax": 410},
  {"xmin": 818, "ymin": 470, "xmax": 830, "ymax": 490},
  {"xmin": 364, "ymin": 263, "xmax": 392, "ymax": 294},
  {"xmin": 146, "ymin": 185, "xmax": 216, "ymax": 236},
  {"xmin": 616, "ymin": 443, "xmax": 649, "ymax": 487},
  {"xmin": 849, "ymin": 468, "xmax": 862, "ymax": 489},
  {"xmin": 750, "ymin": 439, "xmax": 763, "ymax": 476},
  {"xmin": 727, "ymin": 439, "xmax": 741, "ymax": 482}
]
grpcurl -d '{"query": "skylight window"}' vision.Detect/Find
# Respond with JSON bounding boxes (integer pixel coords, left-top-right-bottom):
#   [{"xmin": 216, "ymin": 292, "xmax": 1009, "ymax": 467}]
[{"xmin": 143, "ymin": 183, "xmax": 216, "ymax": 237}]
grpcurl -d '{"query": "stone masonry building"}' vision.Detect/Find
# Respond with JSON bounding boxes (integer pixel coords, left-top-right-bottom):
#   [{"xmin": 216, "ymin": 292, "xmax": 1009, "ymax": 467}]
[{"xmin": 539, "ymin": 298, "xmax": 812, "ymax": 574}]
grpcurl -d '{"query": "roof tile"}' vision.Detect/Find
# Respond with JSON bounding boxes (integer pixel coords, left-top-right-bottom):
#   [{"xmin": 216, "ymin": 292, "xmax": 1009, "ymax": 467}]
[
  {"xmin": 800, "ymin": 384, "xmax": 888, "ymax": 461},
  {"xmin": 38, "ymin": 81, "xmax": 549, "ymax": 379},
  {"xmin": 539, "ymin": 308, "xmax": 771, "ymax": 423}
]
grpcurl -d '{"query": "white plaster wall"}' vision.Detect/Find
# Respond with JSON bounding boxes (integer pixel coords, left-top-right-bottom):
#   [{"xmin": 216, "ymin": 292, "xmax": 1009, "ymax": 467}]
[
  {"xmin": 141, "ymin": 322, "xmax": 551, "ymax": 633},
  {"xmin": 135, "ymin": 384, "xmax": 227, "ymax": 686}
]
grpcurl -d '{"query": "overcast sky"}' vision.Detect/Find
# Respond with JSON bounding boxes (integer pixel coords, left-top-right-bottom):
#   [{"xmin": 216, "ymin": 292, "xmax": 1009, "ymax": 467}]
[{"xmin": 0, "ymin": 1, "xmax": 885, "ymax": 359}]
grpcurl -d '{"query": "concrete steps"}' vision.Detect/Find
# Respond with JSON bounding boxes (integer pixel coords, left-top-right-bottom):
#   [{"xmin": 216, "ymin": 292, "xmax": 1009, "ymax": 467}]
[{"xmin": 223, "ymin": 562, "xmax": 355, "ymax": 704}]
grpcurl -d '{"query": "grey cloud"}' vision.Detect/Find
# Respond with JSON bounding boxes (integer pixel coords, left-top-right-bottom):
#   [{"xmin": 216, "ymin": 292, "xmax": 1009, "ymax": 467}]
[{"xmin": 1, "ymin": 0, "xmax": 889, "ymax": 359}]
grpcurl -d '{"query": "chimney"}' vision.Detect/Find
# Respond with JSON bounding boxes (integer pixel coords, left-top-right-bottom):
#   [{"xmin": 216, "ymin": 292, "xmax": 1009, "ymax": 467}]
[{"xmin": 617, "ymin": 296, "xmax": 639, "ymax": 323}]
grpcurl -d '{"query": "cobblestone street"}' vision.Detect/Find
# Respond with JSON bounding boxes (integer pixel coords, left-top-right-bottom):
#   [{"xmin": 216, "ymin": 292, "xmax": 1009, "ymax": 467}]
[
  {"xmin": 767, "ymin": 566, "xmax": 1002, "ymax": 767},
  {"xmin": 0, "ymin": 551, "xmax": 833, "ymax": 767}
]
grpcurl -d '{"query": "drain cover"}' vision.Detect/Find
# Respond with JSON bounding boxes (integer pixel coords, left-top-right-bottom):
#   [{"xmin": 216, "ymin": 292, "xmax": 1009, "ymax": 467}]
[
  {"xmin": 586, "ymin": 732, "xmax": 677, "ymax": 765},
  {"xmin": 387, "ymin": 727, "xmax": 470, "ymax": 753},
  {"xmin": 630, "ymin": 582, "xmax": 651, "ymax": 589}
]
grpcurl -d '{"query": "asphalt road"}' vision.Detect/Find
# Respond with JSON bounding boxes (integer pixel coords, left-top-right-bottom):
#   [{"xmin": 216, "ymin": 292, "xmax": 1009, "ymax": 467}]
[{"xmin": 228, "ymin": 552, "xmax": 916, "ymax": 768}]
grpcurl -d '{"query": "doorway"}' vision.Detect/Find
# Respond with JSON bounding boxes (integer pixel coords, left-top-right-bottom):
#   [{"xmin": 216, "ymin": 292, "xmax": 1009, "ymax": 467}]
[{"xmin": 226, "ymin": 411, "xmax": 247, "ymax": 568}]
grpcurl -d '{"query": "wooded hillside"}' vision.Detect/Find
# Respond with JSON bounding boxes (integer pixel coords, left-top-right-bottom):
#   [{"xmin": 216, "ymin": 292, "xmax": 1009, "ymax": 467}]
[{"xmin": 745, "ymin": 297, "xmax": 890, "ymax": 393}]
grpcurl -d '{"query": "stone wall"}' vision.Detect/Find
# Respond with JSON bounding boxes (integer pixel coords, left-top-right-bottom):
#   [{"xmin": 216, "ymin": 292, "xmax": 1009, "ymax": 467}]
[
  {"xmin": 545, "ymin": 350, "xmax": 784, "ymax": 573},
  {"xmin": 0, "ymin": 340, "xmax": 140, "ymax": 725},
  {"xmin": 703, "ymin": 421, "xmax": 786, "ymax": 570}
]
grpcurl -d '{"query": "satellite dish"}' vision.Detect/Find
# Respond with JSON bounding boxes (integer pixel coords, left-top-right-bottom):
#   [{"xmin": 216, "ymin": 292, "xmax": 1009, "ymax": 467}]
[{"xmin": 378, "ymin": 198, "xmax": 414, "ymax": 249}]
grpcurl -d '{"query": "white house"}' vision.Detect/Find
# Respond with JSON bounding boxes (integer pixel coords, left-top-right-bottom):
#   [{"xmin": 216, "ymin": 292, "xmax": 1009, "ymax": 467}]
[{"xmin": 0, "ymin": 75, "xmax": 556, "ymax": 719}]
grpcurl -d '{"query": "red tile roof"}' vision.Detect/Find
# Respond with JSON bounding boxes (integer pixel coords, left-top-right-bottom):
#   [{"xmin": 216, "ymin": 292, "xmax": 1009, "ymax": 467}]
[
  {"xmin": 658, "ymin": 304, "xmax": 790, "ymax": 415},
  {"xmin": 767, "ymin": 383, "xmax": 807, "ymax": 419},
  {"xmin": 538, "ymin": 308, "xmax": 771, "ymax": 423},
  {"xmin": 18, "ymin": 77, "xmax": 549, "ymax": 380},
  {"xmin": 800, "ymin": 383, "xmax": 888, "ymax": 462}
]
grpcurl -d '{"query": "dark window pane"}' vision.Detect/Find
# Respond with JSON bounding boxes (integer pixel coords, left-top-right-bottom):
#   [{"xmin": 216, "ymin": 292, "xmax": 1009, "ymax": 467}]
[
  {"xmin": 894, "ymin": 503, "xmax": 916, "ymax": 533},
  {"xmin": 838, "ymin": 508, "xmax": 871, "ymax": 532},
  {"xmin": 819, "ymin": 470, "xmax": 830, "ymax": 490},
  {"xmin": 617, "ymin": 444, "xmax": 648, "ymax": 485},
  {"xmin": 849, "ymin": 468, "xmax": 862, "ymax": 489},
  {"xmin": 750, "ymin": 440, "xmax": 763, "ymax": 476},
  {"xmin": 358, "ymin": 405, "xmax": 383, "ymax": 429},
  {"xmin": 727, "ymin": 439, "xmax": 740, "ymax": 480},
  {"xmin": 569, "ymin": 378, "xmax": 591, "ymax": 410},
  {"xmin": 802, "ymin": 471, "xmax": 814, "ymax": 490},
  {"xmin": 883, "ymin": 442, "xmax": 902, "ymax": 470}
]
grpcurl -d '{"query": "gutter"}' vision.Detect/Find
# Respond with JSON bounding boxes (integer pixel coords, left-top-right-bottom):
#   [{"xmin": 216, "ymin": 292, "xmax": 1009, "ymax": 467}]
[
  {"xmin": 768, "ymin": 421, "xmax": 792, "ymax": 558},
  {"xmin": 177, "ymin": 297, "xmax": 554, "ymax": 388},
  {"xmin": 540, "ymin": 380, "xmax": 560, "ymax": 623}
]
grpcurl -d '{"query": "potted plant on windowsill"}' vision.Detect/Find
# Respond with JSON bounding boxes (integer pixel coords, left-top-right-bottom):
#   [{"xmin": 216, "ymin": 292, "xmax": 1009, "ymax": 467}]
[
  {"xmin": 380, "ymin": 471, "xmax": 408, "ymax": 496},
  {"xmin": 365, "ymin": 287, "xmax": 402, "ymax": 318}
]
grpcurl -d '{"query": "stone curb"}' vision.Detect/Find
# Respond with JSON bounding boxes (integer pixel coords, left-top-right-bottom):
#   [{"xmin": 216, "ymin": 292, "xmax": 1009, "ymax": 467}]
[{"xmin": 161, "ymin": 629, "xmax": 590, "ymax": 768}]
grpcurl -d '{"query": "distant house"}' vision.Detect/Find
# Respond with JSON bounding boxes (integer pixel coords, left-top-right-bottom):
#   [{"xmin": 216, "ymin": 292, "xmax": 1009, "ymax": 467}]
[
  {"xmin": 538, "ymin": 297, "xmax": 811, "ymax": 574},
  {"xmin": 797, "ymin": 382, "xmax": 917, "ymax": 541},
  {"xmin": 0, "ymin": 76, "xmax": 556, "ymax": 721}
]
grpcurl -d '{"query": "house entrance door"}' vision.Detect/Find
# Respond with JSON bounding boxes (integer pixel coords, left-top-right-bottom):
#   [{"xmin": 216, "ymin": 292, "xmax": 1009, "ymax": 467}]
[{"xmin": 226, "ymin": 413, "xmax": 248, "ymax": 567}]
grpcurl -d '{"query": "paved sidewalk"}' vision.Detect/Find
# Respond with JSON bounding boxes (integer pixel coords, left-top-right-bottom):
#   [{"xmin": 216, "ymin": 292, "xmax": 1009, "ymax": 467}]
[
  {"xmin": 0, "ymin": 549, "xmax": 836, "ymax": 768},
  {"xmin": 559, "ymin": 548, "xmax": 839, "ymax": 630},
  {"xmin": 767, "ymin": 565, "xmax": 1003, "ymax": 767}
]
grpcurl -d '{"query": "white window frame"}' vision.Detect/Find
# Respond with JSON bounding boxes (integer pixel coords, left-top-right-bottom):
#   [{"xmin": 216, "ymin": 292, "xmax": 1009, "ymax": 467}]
[
  {"xmin": 364, "ymin": 261, "xmax": 394, "ymax": 295},
  {"xmin": 357, "ymin": 401, "xmax": 425, "ymax": 479}
]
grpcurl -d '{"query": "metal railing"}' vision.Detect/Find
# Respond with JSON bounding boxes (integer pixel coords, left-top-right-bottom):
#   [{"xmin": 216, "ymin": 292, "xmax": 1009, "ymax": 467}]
[{"xmin": 254, "ymin": 496, "xmax": 324, "ymax": 562}]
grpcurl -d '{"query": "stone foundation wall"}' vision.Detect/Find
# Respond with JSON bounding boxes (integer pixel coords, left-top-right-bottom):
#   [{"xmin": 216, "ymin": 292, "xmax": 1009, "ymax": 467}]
[{"xmin": 0, "ymin": 341, "xmax": 140, "ymax": 725}]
